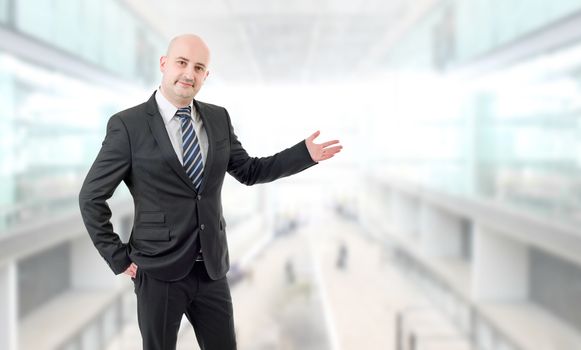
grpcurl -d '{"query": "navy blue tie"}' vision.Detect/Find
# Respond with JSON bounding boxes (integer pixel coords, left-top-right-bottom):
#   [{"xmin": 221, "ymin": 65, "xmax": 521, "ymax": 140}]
[{"xmin": 175, "ymin": 106, "xmax": 203, "ymax": 191}]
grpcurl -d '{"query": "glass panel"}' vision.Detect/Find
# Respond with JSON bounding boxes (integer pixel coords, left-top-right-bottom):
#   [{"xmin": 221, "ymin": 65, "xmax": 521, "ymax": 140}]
[
  {"xmin": 466, "ymin": 42, "xmax": 581, "ymax": 224},
  {"xmin": 384, "ymin": 0, "xmax": 581, "ymax": 226},
  {"xmin": 0, "ymin": 52, "xmax": 132, "ymax": 231},
  {"xmin": 0, "ymin": 0, "xmax": 9, "ymax": 24},
  {"xmin": 12, "ymin": 0, "xmax": 162, "ymax": 84},
  {"xmin": 52, "ymin": 0, "xmax": 81, "ymax": 53},
  {"xmin": 15, "ymin": 0, "xmax": 55, "ymax": 43},
  {"xmin": 455, "ymin": 0, "xmax": 581, "ymax": 62},
  {"xmin": 79, "ymin": 0, "xmax": 104, "ymax": 64}
]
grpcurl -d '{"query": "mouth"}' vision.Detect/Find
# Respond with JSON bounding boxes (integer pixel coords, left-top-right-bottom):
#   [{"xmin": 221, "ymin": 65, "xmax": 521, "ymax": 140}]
[{"xmin": 177, "ymin": 81, "xmax": 193, "ymax": 88}]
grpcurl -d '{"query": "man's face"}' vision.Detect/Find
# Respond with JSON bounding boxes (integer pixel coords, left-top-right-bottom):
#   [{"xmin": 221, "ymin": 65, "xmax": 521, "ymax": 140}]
[{"xmin": 159, "ymin": 37, "xmax": 210, "ymax": 106}]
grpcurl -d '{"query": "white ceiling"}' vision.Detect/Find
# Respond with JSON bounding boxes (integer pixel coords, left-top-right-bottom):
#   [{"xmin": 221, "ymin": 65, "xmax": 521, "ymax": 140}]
[{"xmin": 124, "ymin": 0, "xmax": 439, "ymax": 84}]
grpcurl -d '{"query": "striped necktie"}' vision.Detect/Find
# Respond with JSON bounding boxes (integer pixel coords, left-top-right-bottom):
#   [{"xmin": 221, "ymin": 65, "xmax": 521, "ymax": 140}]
[{"xmin": 175, "ymin": 106, "xmax": 203, "ymax": 191}]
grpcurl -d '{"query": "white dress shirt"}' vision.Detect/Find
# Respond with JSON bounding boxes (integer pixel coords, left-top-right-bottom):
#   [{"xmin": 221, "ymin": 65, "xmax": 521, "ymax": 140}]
[{"xmin": 154, "ymin": 88, "xmax": 209, "ymax": 166}]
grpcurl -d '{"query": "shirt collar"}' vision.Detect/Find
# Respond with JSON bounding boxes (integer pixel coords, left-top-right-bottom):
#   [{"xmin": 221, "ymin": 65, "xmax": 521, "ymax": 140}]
[{"xmin": 155, "ymin": 88, "xmax": 199, "ymax": 124}]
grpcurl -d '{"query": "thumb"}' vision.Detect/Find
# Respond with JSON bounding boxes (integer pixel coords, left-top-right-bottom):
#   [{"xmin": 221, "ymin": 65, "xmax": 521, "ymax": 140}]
[{"xmin": 307, "ymin": 130, "xmax": 320, "ymax": 142}]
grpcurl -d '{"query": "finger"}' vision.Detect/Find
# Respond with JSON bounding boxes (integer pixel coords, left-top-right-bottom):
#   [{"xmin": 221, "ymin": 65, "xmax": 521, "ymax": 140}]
[
  {"xmin": 307, "ymin": 130, "xmax": 320, "ymax": 142},
  {"xmin": 323, "ymin": 145, "xmax": 343, "ymax": 153},
  {"xmin": 321, "ymin": 140, "xmax": 340, "ymax": 148}
]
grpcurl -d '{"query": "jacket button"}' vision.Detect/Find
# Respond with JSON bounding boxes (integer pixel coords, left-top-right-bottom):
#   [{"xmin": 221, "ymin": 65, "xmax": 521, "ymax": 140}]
[
  {"xmin": 200, "ymin": 224, "xmax": 205, "ymax": 230},
  {"xmin": 197, "ymin": 195, "xmax": 202, "ymax": 200}
]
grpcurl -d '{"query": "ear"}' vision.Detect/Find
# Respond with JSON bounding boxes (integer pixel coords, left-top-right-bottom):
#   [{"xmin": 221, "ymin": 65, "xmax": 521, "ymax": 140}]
[
  {"xmin": 159, "ymin": 56, "xmax": 167, "ymax": 72},
  {"xmin": 203, "ymin": 70, "xmax": 210, "ymax": 81}
]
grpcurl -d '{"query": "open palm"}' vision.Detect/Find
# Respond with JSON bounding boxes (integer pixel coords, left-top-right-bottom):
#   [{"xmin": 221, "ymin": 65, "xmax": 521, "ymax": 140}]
[{"xmin": 305, "ymin": 130, "xmax": 342, "ymax": 162}]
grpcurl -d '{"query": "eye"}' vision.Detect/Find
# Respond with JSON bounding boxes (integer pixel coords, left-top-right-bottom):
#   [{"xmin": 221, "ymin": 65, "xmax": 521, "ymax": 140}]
[
  {"xmin": 195, "ymin": 66, "xmax": 205, "ymax": 72},
  {"xmin": 177, "ymin": 60, "xmax": 186, "ymax": 66}
]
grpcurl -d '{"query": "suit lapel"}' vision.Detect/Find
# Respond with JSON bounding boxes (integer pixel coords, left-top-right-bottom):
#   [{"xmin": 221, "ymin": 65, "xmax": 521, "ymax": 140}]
[
  {"xmin": 145, "ymin": 92, "xmax": 198, "ymax": 194},
  {"xmin": 194, "ymin": 100, "xmax": 214, "ymax": 194}
]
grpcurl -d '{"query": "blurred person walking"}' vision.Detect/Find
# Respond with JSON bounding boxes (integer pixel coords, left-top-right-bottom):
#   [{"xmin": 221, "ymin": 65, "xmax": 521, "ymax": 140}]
[{"xmin": 78, "ymin": 34, "xmax": 341, "ymax": 350}]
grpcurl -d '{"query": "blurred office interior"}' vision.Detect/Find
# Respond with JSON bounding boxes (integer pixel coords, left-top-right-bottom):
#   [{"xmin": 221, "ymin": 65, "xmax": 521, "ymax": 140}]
[{"xmin": 1, "ymin": 0, "xmax": 581, "ymax": 349}]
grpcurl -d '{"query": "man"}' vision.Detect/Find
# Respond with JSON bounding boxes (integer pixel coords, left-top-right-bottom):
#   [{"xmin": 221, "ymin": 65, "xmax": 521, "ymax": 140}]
[{"xmin": 78, "ymin": 34, "xmax": 342, "ymax": 350}]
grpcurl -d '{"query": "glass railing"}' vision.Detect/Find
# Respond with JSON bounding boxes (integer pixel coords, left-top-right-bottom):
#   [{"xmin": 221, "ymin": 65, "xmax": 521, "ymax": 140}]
[
  {"xmin": 393, "ymin": 248, "xmax": 522, "ymax": 350},
  {"xmin": 55, "ymin": 289, "xmax": 133, "ymax": 350}
]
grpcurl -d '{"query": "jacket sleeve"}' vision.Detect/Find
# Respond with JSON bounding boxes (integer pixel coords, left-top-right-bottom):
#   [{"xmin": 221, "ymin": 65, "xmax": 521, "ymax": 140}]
[
  {"xmin": 78, "ymin": 115, "xmax": 132, "ymax": 275},
  {"xmin": 225, "ymin": 109, "xmax": 318, "ymax": 185}
]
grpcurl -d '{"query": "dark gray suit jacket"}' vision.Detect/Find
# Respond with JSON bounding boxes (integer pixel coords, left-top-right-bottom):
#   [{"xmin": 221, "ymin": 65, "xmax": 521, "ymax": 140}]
[{"xmin": 79, "ymin": 91, "xmax": 316, "ymax": 281}]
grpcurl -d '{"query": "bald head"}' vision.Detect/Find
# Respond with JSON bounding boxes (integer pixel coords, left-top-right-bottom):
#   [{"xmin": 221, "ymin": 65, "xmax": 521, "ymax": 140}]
[
  {"xmin": 159, "ymin": 34, "xmax": 211, "ymax": 107},
  {"xmin": 166, "ymin": 34, "xmax": 210, "ymax": 61}
]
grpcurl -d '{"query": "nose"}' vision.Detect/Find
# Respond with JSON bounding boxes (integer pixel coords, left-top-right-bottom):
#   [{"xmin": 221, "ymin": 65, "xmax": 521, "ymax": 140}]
[
  {"xmin": 183, "ymin": 65, "xmax": 196, "ymax": 80},
  {"xmin": 182, "ymin": 71, "xmax": 194, "ymax": 81}
]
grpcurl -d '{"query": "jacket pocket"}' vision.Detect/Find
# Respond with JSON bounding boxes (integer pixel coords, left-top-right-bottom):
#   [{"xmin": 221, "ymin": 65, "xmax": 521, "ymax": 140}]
[{"xmin": 135, "ymin": 227, "xmax": 170, "ymax": 241}]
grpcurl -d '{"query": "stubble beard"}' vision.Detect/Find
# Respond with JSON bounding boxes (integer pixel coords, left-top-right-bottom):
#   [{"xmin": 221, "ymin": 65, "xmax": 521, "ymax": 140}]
[{"xmin": 174, "ymin": 80, "xmax": 196, "ymax": 100}]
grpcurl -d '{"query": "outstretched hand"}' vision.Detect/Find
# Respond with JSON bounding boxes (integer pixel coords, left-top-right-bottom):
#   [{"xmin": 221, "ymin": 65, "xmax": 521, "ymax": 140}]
[{"xmin": 305, "ymin": 130, "xmax": 342, "ymax": 162}]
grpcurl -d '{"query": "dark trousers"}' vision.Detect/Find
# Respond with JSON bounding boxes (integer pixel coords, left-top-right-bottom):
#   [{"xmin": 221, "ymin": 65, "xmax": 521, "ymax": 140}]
[{"xmin": 132, "ymin": 262, "xmax": 237, "ymax": 350}]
